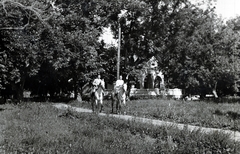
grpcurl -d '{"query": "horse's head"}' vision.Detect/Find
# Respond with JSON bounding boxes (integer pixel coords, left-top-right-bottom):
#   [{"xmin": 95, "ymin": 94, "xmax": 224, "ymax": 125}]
[
  {"xmin": 98, "ymin": 83, "xmax": 103, "ymax": 90},
  {"xmin": 115, "ymin": 84, "xmax": 127, "ymax": 102},
  {"xmin": 117, "ymin": 84, "xmax": 127, "ymax": 94},
  {"xmin": 97, "ymin": 80, "xmax": 105, "ymax": 91}
]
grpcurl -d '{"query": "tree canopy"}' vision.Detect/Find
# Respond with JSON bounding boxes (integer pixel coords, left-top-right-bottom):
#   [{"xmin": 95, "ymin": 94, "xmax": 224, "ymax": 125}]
[{"xmin": 1, "ymin": 0, "xmax": 240, "ymax": 102}]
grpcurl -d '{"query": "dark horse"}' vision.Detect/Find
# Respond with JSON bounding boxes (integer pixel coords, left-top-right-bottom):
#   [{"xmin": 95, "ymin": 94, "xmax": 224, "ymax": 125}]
[
  {"xmin": 111, "ymin": 84, "xmax": 127, "ymax": 114},
  {"xmin": 91, "ymin": 81, "xmax": 105, "ymax": 113}
]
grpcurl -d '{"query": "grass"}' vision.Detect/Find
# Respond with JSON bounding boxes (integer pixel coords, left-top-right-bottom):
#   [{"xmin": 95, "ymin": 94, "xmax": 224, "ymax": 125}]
[
  {"xmin": 1, "ymin": 101, "xmax": 240, "ymax": 153},
  {"xmin": 70, "ymin": 98, "xmax": 240, "ymax": 131}
]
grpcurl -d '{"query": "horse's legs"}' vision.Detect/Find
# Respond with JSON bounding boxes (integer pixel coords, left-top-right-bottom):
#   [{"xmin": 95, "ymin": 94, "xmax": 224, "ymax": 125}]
[
  {"xmin": 119, "ymin": 101, "xmax": 122, "ymax": 114},
  {"xmin": 95, "ymin": 99, "xmax": 99, "ymax": 112},
  {"xmin": 116, "ymin": 98, "xmax": 121, "ymax": 114},
  {"xmin": 116, "ymin": 100, "xmax": 118, "ymax": 114},
  {"xmin": 121, "ymin": 99, "xmax": 127, "ymax": 115},
  {"xmin": 98, "ymin": 93, "xmax": 104, "ymax": 113},
  {"xmin": 99, "ymin": 99, "xmax": 103, "ymax": 113},
  {"xmin": 122, "ymin": 93, "xmax": 126, "ymax": 105},
  {"xmin": 122, "ymin": 93, "xmax": 127, "ymax": 114},
  {"xmin": 111, "ymin": 98, "xmax": 114, "ymax": 113},
  {"xmin": 91, "ymin": 98, "xmax": 95, "ymax": 112},
  {"xmin": 112, "ymin": 93, "xmax": 118, "ymax": 114}
]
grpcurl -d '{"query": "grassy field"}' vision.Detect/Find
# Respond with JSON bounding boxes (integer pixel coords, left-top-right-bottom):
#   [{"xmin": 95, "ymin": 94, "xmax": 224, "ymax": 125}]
[
  {"xmin": 1, "ymin": 100, "xmax": 240, "ymax": 153},
  {"xmin": 71, "ymin": 99, "xmax": 240, "ymax": 132}
]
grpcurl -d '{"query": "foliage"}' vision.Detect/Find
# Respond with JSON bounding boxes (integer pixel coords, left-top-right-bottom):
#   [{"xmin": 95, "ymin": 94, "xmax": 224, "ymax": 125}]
[
  {"xmin": 1, "ymin": 0, "xmax": 240, "ymax": 101},
  {"xmin": 105, "ymin": 0, "xmax": 240, "ymax": 97},
  {"xmin": 0, "ymin": 0, "xmax": 63, "ymax": 100}
]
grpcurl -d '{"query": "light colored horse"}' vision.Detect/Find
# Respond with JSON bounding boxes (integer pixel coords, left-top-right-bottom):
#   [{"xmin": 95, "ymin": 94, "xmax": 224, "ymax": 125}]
[
  {"xmin": 91, "ymin": 80, "xmax": 105, "ymax": 113},
  {"xmin": 111, "ymin": 83, "xmax": 127, "ymax": 114}
]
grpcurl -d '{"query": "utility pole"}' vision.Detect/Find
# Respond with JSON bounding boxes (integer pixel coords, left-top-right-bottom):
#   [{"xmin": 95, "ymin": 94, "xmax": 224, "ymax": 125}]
[{"xmin": 117, "ymin": 23, "xmax": 121, "ymax": 80}]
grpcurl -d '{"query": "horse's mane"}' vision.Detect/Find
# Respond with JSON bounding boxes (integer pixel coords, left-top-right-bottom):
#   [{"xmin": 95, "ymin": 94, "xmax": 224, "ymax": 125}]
[
  {"xmin": 116, "ymin": 84, "xmax": 127, "ymax": 96},
  {"xmin": 95, "ymin": 80, "xmax": 105, "ymax": 92}
]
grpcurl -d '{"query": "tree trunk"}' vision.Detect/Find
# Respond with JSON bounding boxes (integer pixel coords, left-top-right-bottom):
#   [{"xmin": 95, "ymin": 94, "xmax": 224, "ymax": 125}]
[
  {"xmin": 74, "ymin": 84, "xmax": 82, "ymax": 102},
  {"xmin": 14, "ymin": 76, "xmax": 26, "ymax": 103},
  {"xmin": 74, "ymin": 85, "xmax": 78, "ymax": 100},
  {"xmin": 212, "ymin": 81, "xmax": 218, "ymax": 98}
]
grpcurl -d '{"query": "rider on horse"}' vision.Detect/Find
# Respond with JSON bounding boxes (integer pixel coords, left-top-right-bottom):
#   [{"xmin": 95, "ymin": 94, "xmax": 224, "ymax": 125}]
[
  {"xmin": 112, "ymin": 75, "xmax": 127, "ymax": 113},
  {"xmin": 114, "ymin": 75, "xmax": 124, "ymax": 95},
  {"xmin": 91, "ymin": 73, "xmax": 105, "ymax": 112},
  {"xmin": 92, "ymin": 74, "xmax": 102, "ymax": 94}
]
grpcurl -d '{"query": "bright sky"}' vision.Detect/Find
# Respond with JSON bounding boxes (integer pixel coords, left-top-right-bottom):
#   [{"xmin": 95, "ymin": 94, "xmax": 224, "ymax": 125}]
[
  {"xmin": 100, "ymin": 0, "xmax": 240, "ymax": 45},
  {"xmin": 100, "ymin": 27, "xmax": 117, "ymax": 46},
  {"xmin": 191, "ymin": 0, "xmax": 240, "ymax": 20},
  {"xmin": 215, "ymin": 0, "xmax": 240, "ymax": 20}
]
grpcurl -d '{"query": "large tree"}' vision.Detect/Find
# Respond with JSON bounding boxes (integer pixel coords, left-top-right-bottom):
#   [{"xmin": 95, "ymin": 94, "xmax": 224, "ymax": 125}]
[
  {"xmin": 1, "ymin": 0, "xmax": 240, "ymax": 102},
  {"xmin": 51, "ymin": 0, "xmax": 112, "ymax": 99},
  {"xmin": 0, "ymin": 0, "xmax": 62, "ymax": 101},
  {"xmin": 101, "ymin": 0, "xmax": 240, "ymax": 97}
]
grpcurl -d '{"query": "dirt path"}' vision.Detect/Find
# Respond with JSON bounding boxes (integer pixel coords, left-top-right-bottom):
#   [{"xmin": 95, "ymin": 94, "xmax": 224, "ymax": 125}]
[{"xmin": 53, "ymin": 103, "xmax": 240, "ymax": 142}]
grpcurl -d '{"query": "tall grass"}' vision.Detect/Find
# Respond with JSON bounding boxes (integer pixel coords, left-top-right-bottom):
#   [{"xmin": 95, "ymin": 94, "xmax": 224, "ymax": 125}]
[
  {"xmin": 2, "ymin": 102, "xmax": 240, "ymax": 153},
  {"xmin": 126, "ymin": 99, "xmax": 240, "ymax": 131},
  {"xmin": 71, "ymin": 99, "xmax": 240, "ymax": 131}
]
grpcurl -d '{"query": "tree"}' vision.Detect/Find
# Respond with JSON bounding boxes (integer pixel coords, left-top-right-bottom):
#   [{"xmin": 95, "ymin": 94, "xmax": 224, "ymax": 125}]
[
  {"xmin": 1, "ymin": 0, "xmax": 239, "ymax": 102},
  {"xmin": 51, "ymin": 0, "xmax": 109, "ymax": 99},
  {"xmin": 0, "ymin": 0, "xmax": 62, "ymax": 101}
]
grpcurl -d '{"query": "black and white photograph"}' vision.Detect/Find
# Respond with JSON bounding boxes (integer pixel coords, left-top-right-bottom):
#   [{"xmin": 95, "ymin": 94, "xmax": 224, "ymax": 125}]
[{"xmin": 0, "ymin": 0, "xmax": 240, "ymax": 153}]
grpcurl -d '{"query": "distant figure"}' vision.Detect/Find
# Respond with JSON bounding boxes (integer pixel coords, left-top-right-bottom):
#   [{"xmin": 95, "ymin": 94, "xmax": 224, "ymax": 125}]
[
  {"xmin": 154, "ymin": 76, "xmax": 162, "ymax": 89},
  {"xmin": 154, "ymin": 76, "xmax": 162, "ymax": 95}
]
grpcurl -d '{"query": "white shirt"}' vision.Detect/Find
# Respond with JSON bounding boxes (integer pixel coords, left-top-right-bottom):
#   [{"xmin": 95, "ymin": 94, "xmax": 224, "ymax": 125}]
[
  {"xmin": 93, "ymin": 78, "xmax": 102, "ymax": 86},
  {"xmin": 115, "ymin": 79, "xmax": 124, "ymax": 87}
]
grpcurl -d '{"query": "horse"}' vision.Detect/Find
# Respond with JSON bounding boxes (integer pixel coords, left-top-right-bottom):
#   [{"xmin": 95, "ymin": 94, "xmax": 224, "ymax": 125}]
[
  {"xmin": 111, "ymin": 83, "xmax": 127, "ymax": 114},
  {"xmin": 91, "ymin": 80, "xmax": 105, "ymax": 113}
]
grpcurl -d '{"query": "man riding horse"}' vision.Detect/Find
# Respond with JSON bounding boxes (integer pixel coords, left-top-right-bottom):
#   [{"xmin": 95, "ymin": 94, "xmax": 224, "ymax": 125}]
[
  {"xmin": 112, "ymin": 75, "xmax": 127, "ymax": 113},
  {"xmin": 91, "ymin": 74, "xmax": 105, "ymax": 112},
  {"xmin": 92, "ymin": 74, "xmax": 102, "ymax": 93},
  {"xmin": 114, "ymin": 75, "xmax": 124, "ymax": 94}
]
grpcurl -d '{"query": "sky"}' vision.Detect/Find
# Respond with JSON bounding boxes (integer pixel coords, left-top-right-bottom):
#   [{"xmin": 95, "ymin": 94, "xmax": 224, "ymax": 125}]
[
  {"xmin": 192, "ymin": 0, "xmax": 240, "ymax": 20},
  {"xmin": 215, "ymin": 0, "xmax": 240, "ymax": 19},
  {"xmin": 100, "ymin": 27, "xmax": 118, "ymax": 46},
  {"xmin": 100, "ymin": 0, "xmax": 240, "ymax": 45}
]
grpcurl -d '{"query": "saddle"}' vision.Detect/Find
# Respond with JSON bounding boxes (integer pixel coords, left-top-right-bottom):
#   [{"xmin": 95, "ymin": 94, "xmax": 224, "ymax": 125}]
[{"xmin": 91, "ymin": 84, "xmax": 104, "ymax": 97}]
